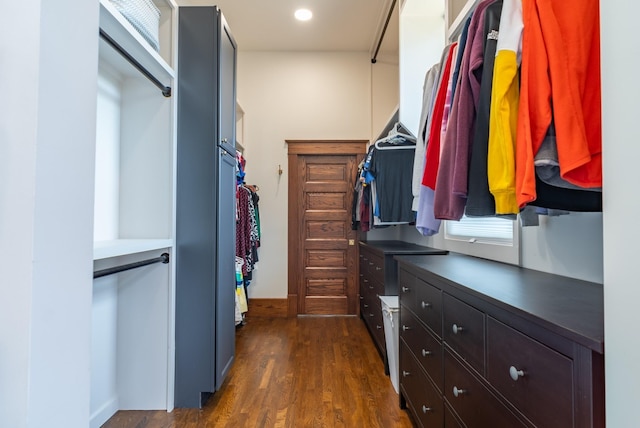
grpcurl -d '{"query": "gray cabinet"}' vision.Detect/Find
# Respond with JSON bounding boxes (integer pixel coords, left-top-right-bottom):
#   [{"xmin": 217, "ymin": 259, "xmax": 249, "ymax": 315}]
[{"xmin": 175, "ymin": 6, "xmax": 237, "ymax": 408}]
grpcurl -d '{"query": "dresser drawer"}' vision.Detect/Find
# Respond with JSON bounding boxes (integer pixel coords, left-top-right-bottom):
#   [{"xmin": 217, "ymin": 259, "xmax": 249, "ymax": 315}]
[
  {"xmin": 444, "ymin": 404, "xmax": 464, "ymax": 428},
  {"xmin": 414, "ymin": 277, "xmax": 442, "ymax": 338},
  {"xmin": 400, "ymin": 342, "xmax": 444, "ymax": 428},
  {"xmin": 399, "ymin": 269, "xmax": 417, "ymax": 314},
  {"xmin": 400, "ymin": 305, "xmax": 443, "ymax": 391},
  {"xmin": 363, "ymin": 294, "xmax": 385, "ymax": 351},
  {"xmin": 487, "ymin": 317, "xmax": 574, "ymax": 428},
  {"xmin": 444, "ymin": 349, "xmax": 527, "ymax": 428},
  {"xmin": 443, "ymin": 293, "xmax": 485, "ymax": 374},
  {"xmin": 366, "ymin": 251, "xmax": 384, "ymax": 277},
  {"xmin": 362, "ymin": 276, "xmax": 384, "ymax": 298}
]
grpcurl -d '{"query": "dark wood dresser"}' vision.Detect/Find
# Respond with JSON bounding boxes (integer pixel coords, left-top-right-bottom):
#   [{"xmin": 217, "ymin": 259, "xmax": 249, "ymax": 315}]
[
  {"xmin": 396, "ymin": 253, "xmax": 604, "ymax": 428},
  {"xmin": 358, "ymin": 240, "xmax": 447, "ymax": 360}
]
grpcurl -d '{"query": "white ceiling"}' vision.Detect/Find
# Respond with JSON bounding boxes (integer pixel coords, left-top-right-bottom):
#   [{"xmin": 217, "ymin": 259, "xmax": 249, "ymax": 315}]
[{"xmin": 176, "ymin": 0, "xmax": 399, "ymax": 57}]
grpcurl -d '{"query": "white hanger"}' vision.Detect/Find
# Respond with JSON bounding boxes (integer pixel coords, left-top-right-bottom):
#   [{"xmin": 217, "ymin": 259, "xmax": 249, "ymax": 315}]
[{"xmin": 374, "ymin": 122, "xmax": 416, "ymax": 150}]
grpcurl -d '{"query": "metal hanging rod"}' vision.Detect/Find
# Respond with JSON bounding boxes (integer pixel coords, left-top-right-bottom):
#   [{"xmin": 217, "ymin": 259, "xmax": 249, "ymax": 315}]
[
  {"xmin": 99, "ymin": 29, "xmax": 172, "ymax": 97},
  {"xmin": 94, "ymin": 253, "xmax": 170, "ymax": 279},
  {"xmin": 371, "ymin": 0, "xmax": 397, "ymax": 64}
]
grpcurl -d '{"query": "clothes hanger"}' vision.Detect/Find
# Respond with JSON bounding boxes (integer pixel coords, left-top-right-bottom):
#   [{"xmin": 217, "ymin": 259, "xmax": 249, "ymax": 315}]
[{"xmin": 374, "ymin": 122, "xmax": 416, "ymax": 150}]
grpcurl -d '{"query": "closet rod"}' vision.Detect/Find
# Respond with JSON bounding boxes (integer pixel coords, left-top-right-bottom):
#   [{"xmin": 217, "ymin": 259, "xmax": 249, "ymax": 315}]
[
  {"xmin": 99, "ymin": 29, "xmax": 172, "ymax": 97},
  {"xmin": 93, "ymin": 252, "xmax": 170, "ymax": 279},
  {"xmin": 371, "ymin": 0, "xmax": 397, "ymax": 64}
]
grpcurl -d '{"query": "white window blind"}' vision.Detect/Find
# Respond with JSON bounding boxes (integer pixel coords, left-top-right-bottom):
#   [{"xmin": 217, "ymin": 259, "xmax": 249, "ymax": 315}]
[
  {"xmin": 445, "ymin": 216, "xmax": 514, "ymax": 245},
  {"xmin": 440, "ymin": 216, "xmax": 520, "ymax": 265}
]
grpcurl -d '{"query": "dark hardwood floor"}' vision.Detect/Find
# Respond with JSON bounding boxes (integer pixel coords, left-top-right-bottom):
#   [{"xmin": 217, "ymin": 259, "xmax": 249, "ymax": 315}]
[{"xmin": 102, "ymin": 316, "xmax": 413, "ymax": 428}]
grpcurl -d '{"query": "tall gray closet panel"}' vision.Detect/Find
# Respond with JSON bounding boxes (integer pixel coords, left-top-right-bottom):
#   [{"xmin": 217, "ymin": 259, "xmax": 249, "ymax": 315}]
[{"xmin": 176, "ymin": 6, "xmax": 237, "ymax": 408}]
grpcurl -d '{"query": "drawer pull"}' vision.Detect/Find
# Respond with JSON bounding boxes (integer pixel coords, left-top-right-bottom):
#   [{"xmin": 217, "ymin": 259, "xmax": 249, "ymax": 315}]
[
  {"xmin": 359, "ymin": 273, "xmax": 364, "ymax": 277},
  {"xmin": 360, "ymin": 296, "xmax": 364, "ymax": 300},
  {"xmin": 369, "ymin": 313, "xmax": 374, "ymax": 317},
  {"xmin": 403, "ymin": 370, "xmax": 411, "ymax": 377},
  {"xmin": 421, "ymin": 301, "xmax": 432, "ymax": 309},
  {"xmin": 421, "ymin": 349, "xmax": 432, "ymax": 357},
  {"xmin": 402, "ymin": 325, "xmax": 411, "ymax": 331},
  {"xmin": 452, "ymin": 324, "xmax": 464, "ymax": 334},
  {"xmin": 509, "ymin": 366, "xmax": 525, "ymax": 381},
  {"xmin": 402, "ymin": 286, "xmax": 410, "ymax": 293},
  {"xmin": 375, "ymin": 266, "xmax": 382, "ymax": 271},
  {"xmin": 422, "ymin": 405, "xmax": 432, "ymax": 413},
  {"xmin": 363, "ymin": 304, "xmax": 369, "ymax": 308},
  {"xmin": 363, "ymin": 257, "xmax": 368, "ymax": 261},
  {"xmin": 453, "ymin": 386, "xmax": 466, "ymax": 398},
  {"xmin": 376, "ymin": 325, "xmax": 383, "ymax": 329},
  {"xmin": 369, "ymin": 285, "xmax": 374, "ymax": 289},
  {"xmin": 364, "ymin": 279, "xmax": 369, "ymax": 283},
  {"xmin": 369, "ymin": 262, "xmax": 374, "ymax": 266}
]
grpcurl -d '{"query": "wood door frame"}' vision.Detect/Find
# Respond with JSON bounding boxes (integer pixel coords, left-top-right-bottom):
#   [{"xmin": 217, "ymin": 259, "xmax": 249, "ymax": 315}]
[{"xmin": 286, "ymin": 140, "xmax": 368, "ymax": 317}]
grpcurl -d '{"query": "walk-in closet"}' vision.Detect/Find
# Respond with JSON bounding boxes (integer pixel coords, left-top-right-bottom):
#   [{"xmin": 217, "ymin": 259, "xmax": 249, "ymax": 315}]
[{"xmin": 3, "ymin": 0, "xmax": 639, "ymax": 427}]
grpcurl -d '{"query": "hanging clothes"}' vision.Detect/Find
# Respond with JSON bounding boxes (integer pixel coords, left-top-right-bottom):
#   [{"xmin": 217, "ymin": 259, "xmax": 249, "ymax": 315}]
[
  {"xmin": 464, "ymin": 0, "xmax": 504, "ymax": 217},
  {"xmin": 516, "ymin": 0, "xmax": 602, "ymax": 208},
  {"xmin": 411, "ymin": 0, "xmax": 602, "ymax": 230},
  {"xmin": 370, "ymin": 144, "xmax": 416, "ymax": 224},
  {"xmin": 487, "ymin": 0, "xmax": 523, "ymax": 215}
]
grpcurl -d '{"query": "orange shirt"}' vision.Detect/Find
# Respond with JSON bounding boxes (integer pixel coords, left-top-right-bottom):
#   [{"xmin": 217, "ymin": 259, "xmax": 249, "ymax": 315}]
[{"xmin": 516, "ymin": 0, "xmax": 602, "ymax": 208}]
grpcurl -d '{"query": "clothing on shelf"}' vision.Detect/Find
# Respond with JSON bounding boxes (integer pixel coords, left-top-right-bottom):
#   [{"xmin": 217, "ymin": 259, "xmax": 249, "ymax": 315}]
[{"xmin": 412, "ymin": 0, "xmax": 602, "ymax": 233}]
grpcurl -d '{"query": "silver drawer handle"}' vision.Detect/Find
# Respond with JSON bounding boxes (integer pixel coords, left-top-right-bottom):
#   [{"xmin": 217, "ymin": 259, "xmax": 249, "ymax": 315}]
[
  {"xmin": 421, "ymin": 301, "xmax": 431, "ymax": 309},
  {"xmin": 402, "ymin": 286, "xmax": 410, "ymax": 293},
  {"xmin": 363, "ymin": 304, "xmax": 369, "ymax": 308},
  {"xmin": 369, "ymin": 313, "xmax": 374, "ymax": 317},
  {"xmin": 509, "ymin": 366, "xmax": 525, "ymax": 381},
  {"xmin": 376, "ymin": 325, "xmax": 382, "ymax": 329},
  {"xmin": 403, "ymin": 370, "xmax": 411, "ymax": 377},
  {"xmin": 359, "ymin": 296, "xmax": 364, "ymax": 300},
  {"xmin": 402, "ymin": 325, "xmax": 411, "ymax": 331},
  {"xmin": 421, "ymin": 349, "xmax": 432, "ymax": 357},
  {"xmin": 453, "ymin": 386, "xmax": 465, "ymax": 397},
  {"xmin": 452, "ymin": 323, "xmax": 464, "ymax": 334},
  {"xmin": 375, "ymin": 266, "xmax": 382, "ymax": 271},
  {"xmin": 422, "ymin": 405, "xmax": 432, "ymax": 413},
  {"xmin": 369, "ymin": 262, "xmax": 374, "ymax": 266},
  {"xmin": 364, "ymin": 279, "xmax": 369, "ymax": 283}
]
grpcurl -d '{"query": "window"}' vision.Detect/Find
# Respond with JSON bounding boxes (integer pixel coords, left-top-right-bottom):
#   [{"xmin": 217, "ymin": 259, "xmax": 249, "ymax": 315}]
[{"xmin": 441, "ymin": 216, "xmax": 520, "ymax": 265}]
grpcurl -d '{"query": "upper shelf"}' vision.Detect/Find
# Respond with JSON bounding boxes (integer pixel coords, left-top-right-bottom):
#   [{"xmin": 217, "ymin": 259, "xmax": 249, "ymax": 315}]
[
  {"xmin": 94, "ymin": 239, "xmax": 173, "ymax": 260},
  {"xmin": 98, "ymin": 0, "xmax": 175, "ymax": 83},
  {"xmin": 446, "ymin": 0, "xmax": 480, "ymax": 41}
]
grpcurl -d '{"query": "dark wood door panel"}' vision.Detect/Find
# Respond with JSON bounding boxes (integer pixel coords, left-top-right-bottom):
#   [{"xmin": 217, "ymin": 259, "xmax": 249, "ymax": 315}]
[{"xmin": 287, "ymin": 141, "xmax": 367, "ymax": 316}]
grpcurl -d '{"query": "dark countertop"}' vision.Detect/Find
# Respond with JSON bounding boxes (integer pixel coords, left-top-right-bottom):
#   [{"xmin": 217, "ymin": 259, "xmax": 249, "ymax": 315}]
[
  {"xmin": 395, "ymin": 253, "xmax": 604, "ymax": 354},
  {"xmin": 360, "ymin": 240, "xmax": 449, "ymax": 256}
]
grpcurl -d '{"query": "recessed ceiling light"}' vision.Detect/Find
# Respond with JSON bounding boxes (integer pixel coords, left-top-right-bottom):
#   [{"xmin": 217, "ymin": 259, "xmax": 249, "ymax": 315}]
[{"xmin": 295, "ymin": 8, "xmax": 313, "ymax": 21}]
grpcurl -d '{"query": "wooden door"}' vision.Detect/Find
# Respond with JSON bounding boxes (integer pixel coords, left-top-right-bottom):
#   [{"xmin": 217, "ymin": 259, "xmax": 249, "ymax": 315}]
[{"xmin": 287, "ymin": 141, "xmax": 367, "ymax": 315}]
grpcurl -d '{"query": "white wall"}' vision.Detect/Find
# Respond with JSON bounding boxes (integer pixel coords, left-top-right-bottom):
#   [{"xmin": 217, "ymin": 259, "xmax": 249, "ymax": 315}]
[
  {"xmin": 371, "ymin": 56, "xmax": 399, "ymax": 140},
  {"xmin": 237, "ymin": 51, "xmax": 371, "ymax": 298},
  {"xmin": 601, "ymin": 1, "xmax": 640, "ymax": 425},
  {"xmin": 0, "ymin": 0, "xmax": 98, "ymax": 426},
  {"xmin": 399, "ymin": 0, "xmax": 445, "ymax": 136}
]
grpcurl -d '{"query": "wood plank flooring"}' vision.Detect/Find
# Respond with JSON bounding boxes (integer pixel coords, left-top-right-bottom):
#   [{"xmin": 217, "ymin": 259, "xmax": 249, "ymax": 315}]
[{"xmin": 102, "ymin": 316, "xmax": 413, "ymax": 428}]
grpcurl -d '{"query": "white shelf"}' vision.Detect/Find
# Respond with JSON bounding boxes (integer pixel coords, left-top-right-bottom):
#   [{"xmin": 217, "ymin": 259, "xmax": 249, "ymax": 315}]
[
  {"xmin": 99, "ymin": 0, "xmax": 175, "ymax": 83},
  {"xmin": 446, "ymin": 0, "xmax": 480, "ymax": 41},
  {"xmin": 93, "ymin": 239, "xmax": 173, "ymax": 261}
]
